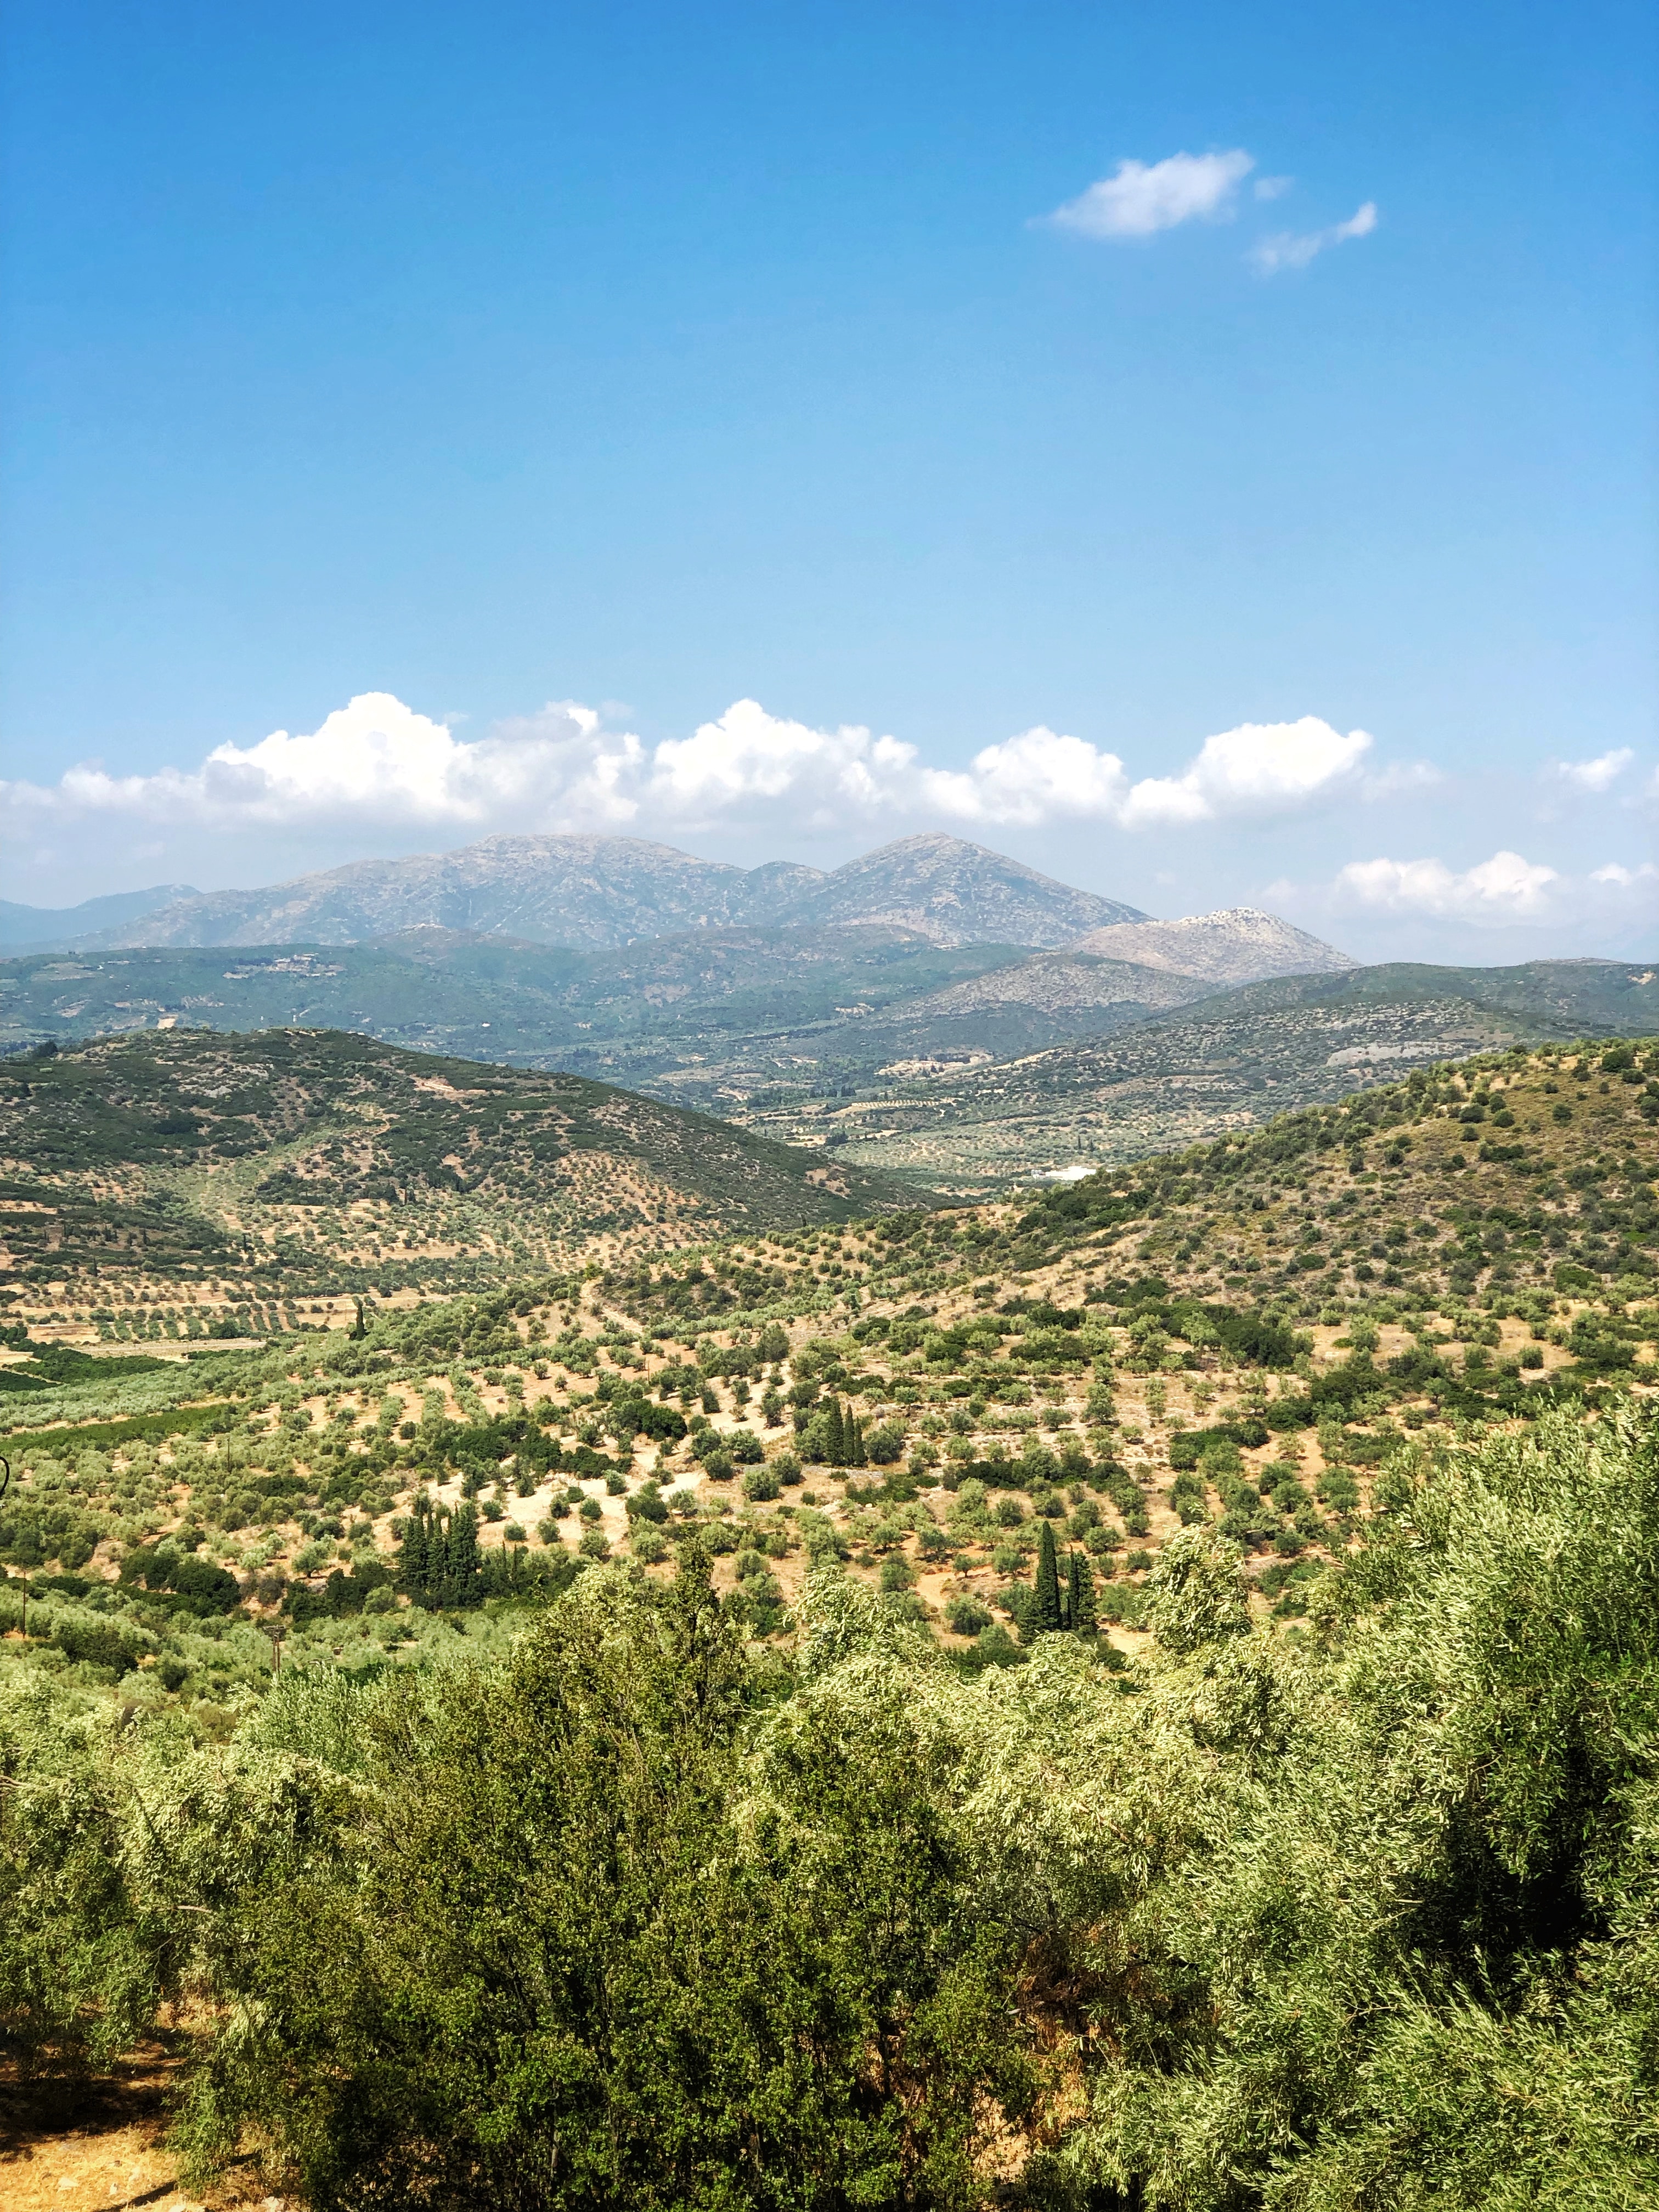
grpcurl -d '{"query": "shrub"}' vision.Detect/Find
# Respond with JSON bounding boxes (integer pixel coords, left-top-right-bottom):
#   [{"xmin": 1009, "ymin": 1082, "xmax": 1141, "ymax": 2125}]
[{"xmin": 1146, "ymin": 1525, "xmax": 1250, "ymax": 1652}]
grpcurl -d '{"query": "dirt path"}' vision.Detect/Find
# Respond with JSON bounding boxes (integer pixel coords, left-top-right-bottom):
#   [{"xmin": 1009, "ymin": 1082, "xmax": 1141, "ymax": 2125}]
[{"xmin": 0, "ymin": 2045, "xmax": 284, "ymax": 2212}]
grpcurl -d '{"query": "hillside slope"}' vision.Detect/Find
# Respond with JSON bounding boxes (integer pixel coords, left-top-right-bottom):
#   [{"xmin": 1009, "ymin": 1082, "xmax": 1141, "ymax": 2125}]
[
  {"xmin": 0, "ymin": 1029, "xmax": 928, "ymax": 1316},
  {"xmin": 88, "ymin": 832, "xmax": 1146, "ymax": 952},
  {"xmin": 747, "ymin": 959, "xmax": 1659, "ymax": 1190},
  {"xmin": 2, "ymin": 1036, "xmax": 1656, "ymax": 2212},
  {"xmin": 0, "ymin": 925, "xmax": 1029, "ymax": 1071}
]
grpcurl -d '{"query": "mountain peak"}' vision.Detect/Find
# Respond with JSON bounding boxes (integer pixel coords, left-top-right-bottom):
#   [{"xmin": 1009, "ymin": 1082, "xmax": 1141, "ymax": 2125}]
[{"xmin": 1070, "ymin": 907, "xmax": 1356, "ymax": 985}]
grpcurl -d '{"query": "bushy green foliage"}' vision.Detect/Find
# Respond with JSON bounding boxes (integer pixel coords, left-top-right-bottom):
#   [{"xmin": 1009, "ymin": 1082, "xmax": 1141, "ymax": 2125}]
[{"xmin": 4, "ymin": 1409, "xmax": 1653, "ymax": 2205}]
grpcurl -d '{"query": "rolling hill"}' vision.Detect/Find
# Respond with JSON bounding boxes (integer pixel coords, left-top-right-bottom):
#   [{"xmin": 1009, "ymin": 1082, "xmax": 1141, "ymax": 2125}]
[
  {"xmin": 3, "ymin": 1029, "xmax": 1656, "ymax": 2212},
  {"xmin": 0, "ymin": 1029, "xmax": 929, "ymax": 1324},
  {"xmin": 740, "ymin": 959, "xmax": 1659, "ymax": 1190},
  {"xmin": 0, "ymin": 924, "xmax": 1031, "ymax": 1071}
]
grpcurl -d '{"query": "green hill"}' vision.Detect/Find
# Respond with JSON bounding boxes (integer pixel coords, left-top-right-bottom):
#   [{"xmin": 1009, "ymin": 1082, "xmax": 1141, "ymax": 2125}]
[
  {"xmin": 0, "ymin": 1028, "xmax": 929, "ymax": 1325},
  {"xmin": 772, "ymin": 960, "xmax": 1659, "ymax": 1190},
  {"xmin": 0, "ymin": 924, "xmax": 1030, "ymax": 1082}
]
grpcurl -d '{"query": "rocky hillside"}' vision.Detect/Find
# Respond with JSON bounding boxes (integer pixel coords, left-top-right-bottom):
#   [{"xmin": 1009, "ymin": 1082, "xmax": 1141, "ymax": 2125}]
[
  {"xmin": 82, "ymin": 833, "xmax": 1146, "ymax": 953},
  {"xmin": 772, "ymin": 833, "xmax": 1146, "ymax": 944},
  {"xmin": 1071, "ymin": 905, "xmax": 1355, "ymax": 984}
]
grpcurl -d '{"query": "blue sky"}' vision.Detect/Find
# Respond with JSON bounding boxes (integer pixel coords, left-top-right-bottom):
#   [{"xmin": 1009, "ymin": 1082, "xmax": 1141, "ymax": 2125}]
[{"xmin": 2, "ymin": 0, "xmax": 1654, "ymax": 958}]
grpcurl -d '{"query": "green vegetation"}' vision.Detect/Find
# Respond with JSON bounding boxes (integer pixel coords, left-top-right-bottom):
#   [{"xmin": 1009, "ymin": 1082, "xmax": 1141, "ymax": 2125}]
[
  {"xmin": 2, "ymin": 1030, "xmax": 1658, "ymax": 2203},
  {"xmin": 0, "ymin": 1026, "xmax": 927, "ymax": 1334},
  {"xmin": 0, "ymin": 925, "xmax": 1029, "ymax": 1078},
  {"xmin": 8, "ymin": 936, "xmax": 1657, "ymax": 1194},
  {"xmin": 5, "ymin": 1412, "xmax": 1657, "ymax": 2207},
  {"xmin": 748, "ymin": 957, "xmax": 1659, "ymax": 1190}
]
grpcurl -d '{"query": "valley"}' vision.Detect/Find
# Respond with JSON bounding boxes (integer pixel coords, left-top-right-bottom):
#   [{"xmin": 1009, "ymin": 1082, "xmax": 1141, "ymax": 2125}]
[{"xmin": 2, "ymin": 1029, "xmax": 1655, "ymax": 1647}]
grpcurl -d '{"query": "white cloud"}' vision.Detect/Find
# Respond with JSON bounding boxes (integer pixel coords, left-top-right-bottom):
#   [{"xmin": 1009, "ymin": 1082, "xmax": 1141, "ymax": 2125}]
[
  {"xmin": 1551, "ymin": 747, "xmax": 1634, "ymax": 793},
  {"xmin": 22, "ymin": 693, "xmax": 633, "ymax": 832},
  {"xmin": 918, "ymin": 726, "xmax": 1131, "ymax": 825},
  {"xmin": 645, "ymin": 698, "xmax": 918, "ymax": 822},
  {"xmin": 1254, "ymin": 175, "xmax": 1293, "ymax": 201},
  {"xmin": 0, "ymin": 695, "xmax": 1386, "ymax": 851},
  {"xmin": 1333, "ymin": 850, "xmax": 1561, "ymax": 920},
  {"xmin": 1109, "ymin": 716, "xmax": 1372, "ymax": 829},
  {"xmin": 1326, "ymin": 849, "xmax": 1659, "ymax": 928},
  {"xmin": 1250, "ymin": 200, "xmax": 1377, "ymax": 275},
  {"xmin": 1045, "ymin": 150, "xmax": 1254, "ymax": 239}
]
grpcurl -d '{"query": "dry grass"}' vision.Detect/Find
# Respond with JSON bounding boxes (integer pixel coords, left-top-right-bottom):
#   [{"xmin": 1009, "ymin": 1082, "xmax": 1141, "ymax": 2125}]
[{"xmin": 0, "ymin": 2043, "xmax": 285, "ymax": 2212}]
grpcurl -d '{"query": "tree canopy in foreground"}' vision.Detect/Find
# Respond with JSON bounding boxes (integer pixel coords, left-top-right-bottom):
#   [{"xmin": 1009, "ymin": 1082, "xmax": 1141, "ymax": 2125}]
[{"xmin": 3, "ymin": 1402, "xmax": 1656, "ymax": 2210}]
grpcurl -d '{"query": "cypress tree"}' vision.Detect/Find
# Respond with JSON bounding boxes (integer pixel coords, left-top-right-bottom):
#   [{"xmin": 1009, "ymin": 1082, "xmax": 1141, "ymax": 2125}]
[
  {"xmin": 1035, "ymin": 1521, "xmax": 1063, "ymax": 1634},
  {"xmin": 399, "ymin": 1502, "xmax": 429, "ymax": 1596},
  {"xmin": 849, "ymin": 1413, "xmax": 867, "ymax": 1469},
  {"xmin": 828, "ymin": 1398, "xmax": 849, "ymax": 1469},
  {"xmin": 431, "ymin": 1506, "xmax": 453, "ymax": 1608},
  {"xmin": 1069, "ymin": 1550, "xmax": 1097, "ymax": 1637},
  {"xmin": 450, "ymin": 1502, "xmax": 482, "ymax": 1608}
]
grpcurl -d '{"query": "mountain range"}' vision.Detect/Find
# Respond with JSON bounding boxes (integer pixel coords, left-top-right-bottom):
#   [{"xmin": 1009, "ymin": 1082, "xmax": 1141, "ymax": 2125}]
[
  {"xmin": 13, "ymin": 832, "xmax": 1148, "ymax": 953},
  {"xmin": 21, "ymin": 828, "xmax": 1643, "ymax": 1198}
]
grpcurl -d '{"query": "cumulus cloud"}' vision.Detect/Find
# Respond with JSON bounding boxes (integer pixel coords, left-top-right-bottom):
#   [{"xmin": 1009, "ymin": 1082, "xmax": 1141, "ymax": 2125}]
[
  {"xmin": 645, "ymin": 699, "xmax": 919, "ymax": 822},
  {"xmin": 1551, "ymin": 747, "xmax": 1634, "ymax": 793},
  {"xmin": 1250, "ymin": 199, "xmax": 1377, "ymax": 274},
  {"xmin": 1108, "ymin": 716, "xmax": 1372, "ymax": 829},
  {"xmin": 1326, "ymin": 849, "xmax": 1658, "ymax": 927},
  {"xmin": 15, "ymin": 693, "xmax": 632, "ymax": 832},
  {"xmin": 0, "ymin": 695, "xmax": 1384, "ymax": 850},
  {"xmin": 1333, "ymin": 850, "xmax": 1561, "ymax": 921},
  {"xmin": 1045, "ymin": 150, "xmax": 1255, "ymax": 239}
]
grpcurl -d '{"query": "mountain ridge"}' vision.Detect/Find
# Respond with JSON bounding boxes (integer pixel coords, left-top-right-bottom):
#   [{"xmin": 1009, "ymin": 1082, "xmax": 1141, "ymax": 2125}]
[
  {"xmin": 0, "ymin": 884, "xmax": 199, "ymax": 953},
  {"xmin": 74, "ymin": 831, "xmax": 1149, "ymax": 953}
]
